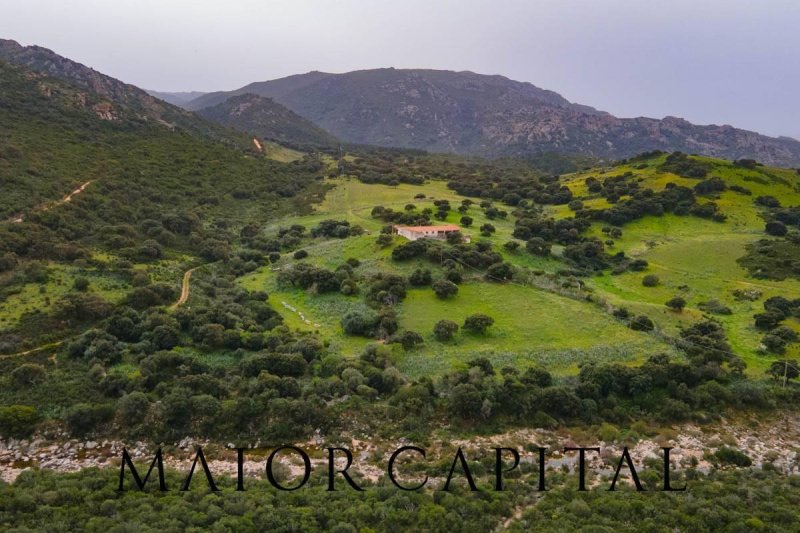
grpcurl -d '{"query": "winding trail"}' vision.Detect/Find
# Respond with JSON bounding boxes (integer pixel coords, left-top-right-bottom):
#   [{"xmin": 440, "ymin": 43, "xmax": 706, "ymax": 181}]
[
  {"xmin": 0, "ymin": 341, "xmax": 64, "ymax": 360},
  {"xmin": 170, "ymin": 267, "xmax": 198, "ymax": 310},
  {"xmin": 7, "ymin": 180, "xmax": 94, "ymax": 224}
]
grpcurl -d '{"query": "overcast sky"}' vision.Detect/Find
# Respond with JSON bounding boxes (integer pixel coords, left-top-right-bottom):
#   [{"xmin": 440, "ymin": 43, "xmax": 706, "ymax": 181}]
[{"xmin": 2, "ymin": 0, "xmax": 798, "ymax": 139}]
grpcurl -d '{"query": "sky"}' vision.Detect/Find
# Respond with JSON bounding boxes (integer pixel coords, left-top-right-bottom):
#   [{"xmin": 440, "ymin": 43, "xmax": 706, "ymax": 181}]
[{"xmin": 2, "ymin": 0, "xmax": 799, "ymax": 139}]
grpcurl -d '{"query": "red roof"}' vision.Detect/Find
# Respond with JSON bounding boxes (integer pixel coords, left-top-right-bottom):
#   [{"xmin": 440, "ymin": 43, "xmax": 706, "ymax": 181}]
[{"xmin": 395, "ymin": 225, "xmax": 461, "ymax": 232}]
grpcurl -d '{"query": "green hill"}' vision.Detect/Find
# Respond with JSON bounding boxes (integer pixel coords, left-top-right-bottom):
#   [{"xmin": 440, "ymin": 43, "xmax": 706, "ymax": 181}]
[
  {"xmin": 197, "ymin": 93, "xmax": 338, "ymax": 149},
  {"xmin": 1, "ymin": 43, "xmax": 800, "ymax": 457}
]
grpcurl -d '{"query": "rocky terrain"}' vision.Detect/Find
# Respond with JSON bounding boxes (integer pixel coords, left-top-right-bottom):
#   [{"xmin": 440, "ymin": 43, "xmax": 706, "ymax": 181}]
[{"xmin": 3, "ymin": 416, "xmax": 798, "ymax": 486}]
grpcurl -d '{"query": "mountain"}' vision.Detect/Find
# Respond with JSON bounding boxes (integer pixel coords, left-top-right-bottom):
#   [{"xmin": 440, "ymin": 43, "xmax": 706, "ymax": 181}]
[
  {"xmin": 183, "ymin": 68, "xmax": 800, "ymax": 167},
  {"xmin": 0, "ymin": 39, "xmax": 242, "ymax": 145},
  {"xmin": 145, "ymin": 89, "xmax": 207, "ymax": 106},
  {"xmin": 196, "ymin": 93, "xmax": 338, "ymax": 148}
]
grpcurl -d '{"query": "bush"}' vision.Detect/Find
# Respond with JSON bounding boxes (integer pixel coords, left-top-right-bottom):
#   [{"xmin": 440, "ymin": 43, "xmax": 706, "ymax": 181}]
[
  {"xmin": 460, "ymin": 216, "xmax": 473, "ymax": 227},
  {"xmin": 390, "ymin": 330, "xmax": 424, "ymax": 350},
  {"xmin": 629, "ymin": 315, "xmax": 655, "ymax": 332},
  {"xmin": 765, "ymin": 221, "xmax": 788, "ymax": 236},
  {"xmin": 0, "ymin": 405, "xmax": 39, "ymax": 438},
  {"xmin": 665, "ymin": 296, "xmax": 686, "ymax": 312},
  {"xmin": 340, "ymin": 309, "xmax": 381, "ymax": 337},
  {"xmin": 432, "ymin": 279, "xmax": 459, "ymax": 299},
  {"xmin": 714, "ymin": 447, "xmax": 752, "ymax": 467},
  {"xmin": 10, "ymin": 364, "xmax": 46, "ymax": 387},
  {"xmin": 433, "ymin": 319, "xmax": 459, "ymax": 341},
  {"xmin": 642, "ymin": 274, "xmax": 660, "ymax": 287},
  {"xmin": 293, "ymin": 249, "xmax": 308, "ymax": 260},
  {"xmin": 73, "ymin": 277, "xmax": 90, "ymax": 292},
  {"xmin": 486, "ymin": 262, "xmax": 513, "ymax": 282},
  {"xmin": 463, "ymin": 313, "xmax": 494, "ymax": 334},
  {"xmin": 409, "ymin": 268, "xmax": 432, "ymax": 286}
]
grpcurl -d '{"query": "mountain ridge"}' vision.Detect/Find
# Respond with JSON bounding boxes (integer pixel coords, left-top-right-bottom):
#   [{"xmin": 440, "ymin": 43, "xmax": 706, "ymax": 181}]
[
  {"xmin": 182, "ymin": 68, "xmax": 800, "ymax": 166},
  {"xmin": 0, "ymin": 39, "xmax": 246, "ymax": 146}
]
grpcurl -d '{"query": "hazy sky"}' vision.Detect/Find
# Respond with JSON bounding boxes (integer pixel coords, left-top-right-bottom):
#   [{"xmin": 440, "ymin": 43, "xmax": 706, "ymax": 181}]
[{"xmin": 2, "ymin": 0, "xmax": 798, "ymax": 139}]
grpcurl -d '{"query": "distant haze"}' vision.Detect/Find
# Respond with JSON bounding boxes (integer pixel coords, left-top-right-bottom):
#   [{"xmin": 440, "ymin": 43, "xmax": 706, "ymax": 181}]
[{"xmin": 2, "ymin": 0, "xmax": 798, "ymax": 140}]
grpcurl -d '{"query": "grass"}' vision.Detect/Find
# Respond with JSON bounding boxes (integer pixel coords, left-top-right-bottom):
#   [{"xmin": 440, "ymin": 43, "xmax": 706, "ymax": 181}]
[
  {"xmin": 237, "ymin": 177, "xmax": 681, "ymax": 375},
  {"xmin": 254, "ymin": 157, "xmax": 800, "ymax": 377},
  {"xmin": 396, "ymin": 283, "xmax": 676, "ymax": 378},
  {"xmin": 555, "ymin": 155, "xmax": 800, "ymax": 373},
  {"xmin": 262, "ymin": 141, "xmax": 305, "ymax": 162}
]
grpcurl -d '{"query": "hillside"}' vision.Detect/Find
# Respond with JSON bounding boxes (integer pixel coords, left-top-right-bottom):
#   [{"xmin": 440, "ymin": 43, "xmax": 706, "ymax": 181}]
[
  {"xmin": 144, "ymin": 89, "xmax": 207, "ymax": 106},
  {"xmin": 0, "ymin": 39, "xmax": 242, "ymax": 145},
  {"xmin": 197, "ymin": 93, "xmax": 338, "ymax": 148},
  {"xmin": 184, "ymin": 68, "xmax": 800, "ymax": 166},
  {"xmin": 1, "ymin": 41, "xmax": 800, "ymax": 505}
]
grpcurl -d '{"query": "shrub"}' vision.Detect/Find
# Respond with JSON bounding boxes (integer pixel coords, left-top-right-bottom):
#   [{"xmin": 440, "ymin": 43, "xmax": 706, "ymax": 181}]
[
  {"xmin": 433, "ymin": 319, "xmax": 459, "ymax": 341},
  {"xmin": 460, "ymin": 216, "xmax": 473, "ymax": 227},
  {"xmin": 463, "ymin": 313, "xmax": 494, "ymax": 334},
  {"xmin": 755, "ymin": 196, "xmax": 780, "ymax": 208},
  {"xmin": 714, "ymin": 447, "xmax": 752, "ymax": 467},
  {"xmin": 666, "ymin": 296, "xmax": 687, "ymax": 312},
  {"xmin": 390, "ymin": 330, "xmax": 424, "ymax": 350},
  {"xmin": 486, "ymin": 262, "xmax": 513, "ymax": 282},
  {"xmin": 697, "ymin": 299, "xmax": 733, "ymax": 315},
  {"xmin": 642, "ymin": 274, "xmax": 660, "ymax": 287},
  {"xmin": 409, "ymin": 268, "xmax": 432, "ymax": 286},
  {"xmin": 10, "ymin": 364, "xmax": 46, "ymax": 387},
  {"xmin": 765, "ymin": 221, "xmax": 788, "ymax": 236},
  {"xmin": 432, "ymin": 279, "xmax": 459, "ymax": 299},
  {"xmin": 73, "ymin": 277, "xmax": 90, "ymax": 292},
  {"xmin": 0, "ymin": 405, "xmax": 39, "ymax": 438},
  {"xmin": 630, "ymin": 315, "xmax": 655, "ymax": 331},
  {"xmin": 293, "ymin": 249, "xmax": 308, "ymax": 260},
  {"xmin": 341, "ymin": 309, "xmax": 381, "ymax": 337}
]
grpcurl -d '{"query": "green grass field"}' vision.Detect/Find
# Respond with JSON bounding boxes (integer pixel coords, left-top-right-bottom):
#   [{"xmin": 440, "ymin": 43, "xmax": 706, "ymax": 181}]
[{"xmin": 236, "ymin": 153, "xmax": 800, "ymax": 376}]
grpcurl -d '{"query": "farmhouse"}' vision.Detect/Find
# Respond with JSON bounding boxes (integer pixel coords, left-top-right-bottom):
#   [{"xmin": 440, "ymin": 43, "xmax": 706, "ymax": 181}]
[{"xmin": 393, "ymin": 224, "xmax": 468, "ymax": 242}]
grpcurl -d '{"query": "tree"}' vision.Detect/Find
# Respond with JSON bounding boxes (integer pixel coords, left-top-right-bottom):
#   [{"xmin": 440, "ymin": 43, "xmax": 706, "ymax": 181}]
[
  {"xmin": 449, "ymin": 383, "xmax": 483, "ymax": 419},
  {"xmin": 486, "ymin": 262, "xmax": 513, "ymax": 282},
  {"xmin": 460, "ymin": 216, "xmax": 473, "ymax": 227},
  {"xmin": 432, "ymin": 279, "xmax": 459, "ymax": 299},
  {"xmin": 766, "ymin": 360, "xmax": 800, "ymax": 385},
  {"xmin": 341, "ymin": 309, "xmax": 380, "ymax": 337},
  {"xmin": 479, "ymin": 223, "xmax": 496, "ymax": 236},
  {"xmin": 765, "ymin": 221, "xmax": 788, "ymax": 236},
  {"xmin": 409, "ymin": 268, "xmax": 432, "ymax": 286},
  {"xmin": 762, "ymin": 334, "xmax": 787, "ymax": 354},
  {"xmin": 73, "ymin": 277, "xmax": 90, "ymax": 292},
  {"xmin": 433, "ymin": 319, "xmax": 459, "ymax": 341},
  {"xmin": 464, "ymin": 313, "xmax": 494, "ymax": 334},
  {"xmin": 665, "ymin": 296, "xmax": 686, "ymax": 312},
  {"xmin": 376, "ymin": 233, "xmax": 393, "ymax": 247},
  {"xmin": 629, "ymin": 315, "xmax": 654, "ymax": 332},
  {"xmin": 642, "ymin": 274, "xmax": 659, "ymax": 287},
  {"xmin": 293, "ymin": 249, "xmax": 308, "ymax": 260},
  {"xmin": 503, "ymin": 241, "xmax": 520, "ymax": 253},
  {"xmin": 526, "ymin": 237, "xmax": 551, "ymax": 256},
  {"xmin": 391, "ymin": 330, "xmax": 424, "ymax": 350}
]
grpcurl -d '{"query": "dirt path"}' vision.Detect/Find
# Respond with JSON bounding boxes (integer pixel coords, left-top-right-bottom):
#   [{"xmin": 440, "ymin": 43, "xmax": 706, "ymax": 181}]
[
  {"xmin": 170, "ymin": 267, "xmax": 197, "ymax": 310},
  {"xmin": 0, "ymin": 341, "xmax": 64, "ymax": 360},
  {"xmin": 8, "ymin": 180, "xmax": 94, "ymax": 224}
]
